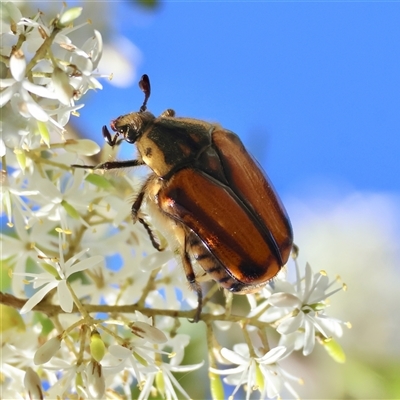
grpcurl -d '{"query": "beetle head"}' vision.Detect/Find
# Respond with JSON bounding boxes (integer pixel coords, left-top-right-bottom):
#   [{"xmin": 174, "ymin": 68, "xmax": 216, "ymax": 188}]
[
  {"xmin": 103, "ymin": 74, "xmax": 154, "ymax": 147},
  {"xmin": 106, "ymin": 111, "xmax": 156, "ymax": 145}
]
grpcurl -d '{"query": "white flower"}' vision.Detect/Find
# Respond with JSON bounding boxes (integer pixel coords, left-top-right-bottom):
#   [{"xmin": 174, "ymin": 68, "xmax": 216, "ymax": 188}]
[
  {"xmin": 0, "ymin": 168, "xmax": 40, "ymax": 229},
  {"xmin": 105, "ymin": 313, "xmax": 167, "ymax": 385},
  {"xmin": 210, "ymin": 343, "xmax": 297, "ymax": 400},
  {"xmin": 18, "ymin": 234, "xmax": 104, "ymax": 314},
  {"xmin": 30, "ymin": 168, "xmax": 97, "ymax": 233},
  {"xmin": 138, "ymin": 354, "xmax": 204, "ymax": 400},
  {"xmin": 264, "ymin": 262, "xmax": 345, "ymax": 356},
  {"xmin": 0, "ymin": 49, "xmax": 58, "ymax": 116},
  {"xmin": 0, "ymin": 9, "xmax": 105, "ymax": 157}
]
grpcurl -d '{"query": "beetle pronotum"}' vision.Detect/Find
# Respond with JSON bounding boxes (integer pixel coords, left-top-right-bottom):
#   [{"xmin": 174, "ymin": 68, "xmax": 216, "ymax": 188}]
[{"xmin": 73, "ymin": 75, "xmax": 293, "ymax": 322}]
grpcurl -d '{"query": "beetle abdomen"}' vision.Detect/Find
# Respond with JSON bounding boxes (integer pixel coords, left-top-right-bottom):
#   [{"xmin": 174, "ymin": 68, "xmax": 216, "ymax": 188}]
[{"xmin": 187, "ymin": 230, "xmax": 256, "ymax": 292}]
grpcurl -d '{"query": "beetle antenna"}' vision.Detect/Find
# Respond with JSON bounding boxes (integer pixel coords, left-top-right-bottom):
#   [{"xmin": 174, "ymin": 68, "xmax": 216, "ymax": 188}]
[{"xmin": 139, "ymin": 74, "xmax": 151, "ymax": 112}]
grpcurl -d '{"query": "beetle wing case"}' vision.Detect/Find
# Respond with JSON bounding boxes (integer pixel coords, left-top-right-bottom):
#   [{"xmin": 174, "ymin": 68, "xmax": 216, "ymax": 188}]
[
  {"xmin": 211, "ymin": 129, "xmax": 293, "ymax": 267},
  {"xmin": 154, "ymin": 127, "xmax": 293, "ymax": 293}
]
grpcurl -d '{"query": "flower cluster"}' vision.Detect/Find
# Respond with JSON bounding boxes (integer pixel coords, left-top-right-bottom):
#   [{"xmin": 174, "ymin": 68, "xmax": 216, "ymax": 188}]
[
  {"xmin": 0, "ymin": 2, "xmax": 103, "ymax": 161},
  {"xmin": 0, "ymin": 3, "xmax": 348, "ymax": 399}
]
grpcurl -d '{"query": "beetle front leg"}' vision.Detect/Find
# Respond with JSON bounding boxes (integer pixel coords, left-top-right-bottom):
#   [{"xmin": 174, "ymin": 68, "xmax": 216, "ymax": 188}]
[{"xmin": 72, "ymin": 159, "xmax": 145, "ymax": 171}]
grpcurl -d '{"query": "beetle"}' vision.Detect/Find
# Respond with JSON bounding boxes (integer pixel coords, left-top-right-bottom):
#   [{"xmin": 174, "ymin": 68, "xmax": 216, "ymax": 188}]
[{"xmin": 73, "ymin": 75, "xmax": 293, "ymax": 322}]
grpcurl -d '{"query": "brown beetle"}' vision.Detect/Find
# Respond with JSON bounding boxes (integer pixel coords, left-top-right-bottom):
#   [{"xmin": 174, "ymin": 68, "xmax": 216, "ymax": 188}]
[{"xmin": 74, "ymin": 75, "xmax": 293, "ymax": 321}]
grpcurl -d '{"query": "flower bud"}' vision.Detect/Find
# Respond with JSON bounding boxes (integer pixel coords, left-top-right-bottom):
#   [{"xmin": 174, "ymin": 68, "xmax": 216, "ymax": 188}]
[
  {"xmin": 322, "ymin": 337, "xmax": 346, "ymax": 363},
  {"xmin": 14, "ymin": 148, "xmax": 27, "ymax": 173},
  {"xmin": 61, "ymin": 200, "xmax": 80, "ymax": 219},
  {"xmin": 209, "ymin": 371, "xmax": 225, "ymax": 400},
  {"xmin": 34, "ymin": 336, "xmax": 61, "ymax": 365},
  {"xmin": 37, "ymin": 121, "xmax": 50, "ymax": 147},
  {"xmin": 254, "ymin": 363, "xmax": 264, "ymax": 392},
  {"xmin": 58, "ymin": 7, "xmax": 82, "ymax": 27},
  {"xmin": 155, "ymin": 370, "xmax": 165, "ymax": 398},
  {"xmin": 90, "ymin": 330, "xmax": 106, "ymax": 362},
  {"xmin": 10, "ymin": 49, "xmax": 26, "ymax": 82}
]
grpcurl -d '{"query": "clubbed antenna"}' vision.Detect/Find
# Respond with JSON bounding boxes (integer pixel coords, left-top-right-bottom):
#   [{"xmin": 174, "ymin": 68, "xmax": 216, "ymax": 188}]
[{"xmin": 139, "ymin": 74, "xmax": 151, "ymax": 112}]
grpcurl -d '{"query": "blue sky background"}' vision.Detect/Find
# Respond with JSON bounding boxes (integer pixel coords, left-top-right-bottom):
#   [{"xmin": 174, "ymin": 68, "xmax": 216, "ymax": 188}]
[{"xmin": 80, "ymin": 2, "xmax": 400, "ymax": 206}]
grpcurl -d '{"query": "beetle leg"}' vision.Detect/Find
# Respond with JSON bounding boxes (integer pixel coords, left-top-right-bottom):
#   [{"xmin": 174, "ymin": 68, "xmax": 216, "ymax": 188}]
[
  {"xmin": 138, "ymin": 219, "xmax": 163, "ymax": 251},
  {"xmin": 131, "ymin": 189, "xmax": 145, "ymax": 224},
  {"xmin": 131, "ymin": 180, "xmax": 165, "ymax": 252},
  {"xmin": 181, "ymin": 235, "xmax": 203, "ymax": 322},
  {"xmin": 72, "ymin": 159, "xmax": 145, "ymax": 170}
]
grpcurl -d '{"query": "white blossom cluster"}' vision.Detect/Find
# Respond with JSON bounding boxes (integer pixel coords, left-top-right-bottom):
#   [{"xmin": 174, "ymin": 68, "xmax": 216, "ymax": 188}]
[
  {"xmin": 0, "ymin": 2, "xmax": 103, "ymax": 158},
  {"xmin": 0, "ymin": 3, "xmax": 348, "ymax": 400}
]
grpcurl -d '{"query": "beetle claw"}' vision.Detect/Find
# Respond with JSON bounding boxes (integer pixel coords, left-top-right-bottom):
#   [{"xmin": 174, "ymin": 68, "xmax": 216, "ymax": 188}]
[
  {"xmin": 188, "ymin": 282, "xmax": 203, "ymax": 323},
  {"xmin": 102, "ymin": 125, "xmax": 120, "ymax": 146}
]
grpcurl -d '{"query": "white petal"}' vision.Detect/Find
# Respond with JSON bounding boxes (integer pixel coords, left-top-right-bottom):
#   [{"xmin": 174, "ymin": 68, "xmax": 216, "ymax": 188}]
[
  {"xmin": 0, "ymin": 85, "xmax": 15, "ymax": 107},
  {"xmin": 20, "ymin": 280, "xmax": 59, "ymax": 314},
  {"xmin": 73, "ymin": 54, "xmax": 93, "ymax": 76},
  {"xmin": 24, "ymin": 367, "xmax": 43, "ymax": 399},
  {"xmin": 2, "ymin": 2, "xmax": 23, "ymax": 28},
  {"xmin": 23, "ymin": 80, "xmax": 58, "ymax": 99},
  {"xmin": 64, "ymin": 139, "xmax": 100, "ymax": 156},
  {"xmin": 86, "ymin": 75, "xmax": 103, "ymax": 90},
  {"xmin": 81, "ymin": 30, "xmax": 103, "ymax": 69},
  {"xmin": 277, "ymin": 312, "xmax": 304, "ymax": 335},
  {"xmin": 64, "ymin": 248, "xmax": 89, "ymax": 268},
  {"xmin": 57, "ymin": 280, "xmax": 73, "ymax": 312},
  {"xmin": 86, "ymin": 360, "xmax": 105, "ymax": 399},
  {"xmin": 268, "ymin": 292, "xmax": 301, "ymax": 308},
  {"xmin": 17, "ymin": 18, "xmax": 39, "ymax": 28},
  {"xmin": 52, "ymin": 67, "xmax": 73, "ymax": 105},
  {"xmin": 257, "ymin": 345, "xmax": 287, "ymax": 364},
  {"xmin": 169, "ymin": 360, "xmax": 205, "ymax": 373},
  {"xmin": 220, "ymin": 347, "xmax": 249, "ymax": 365},
  {"xmin": 303, "ymin": 263, "xmax": 314, "ymax": 297},
  {"xmin": 0, "ymin": 77, "xmax": 16, "ymax": 88},
  {"xmin": 303, "ymin": 317, "xmax": 316, "ymax": 356},
  {"xmin": 24, "ymin": 96, "xmax": 49, "ymax": 121},
  {"xmin": 66, "ymin": 255, "xmax": 104, "ymax": 276},
  {"xmin": 34, "ymin": 176, "xmax": 62, "ymax": 202},
  {"xmin": 131, "ymin": 321, "xmax": 167, "ymax": 344},
  {"xmin": 92, "ymin": 30, "xmax": 103, "ymax": 68},
  {"xmin": 108, "ymin": 344, "xmax": 131, "ymax": 359},
  {"xmin": 10, "ymin": 50, "xmax": 26, "ymax": 82},
  {"xmin": 209, "ymin": 364, "xmax": 247, "ymax": 375}
]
